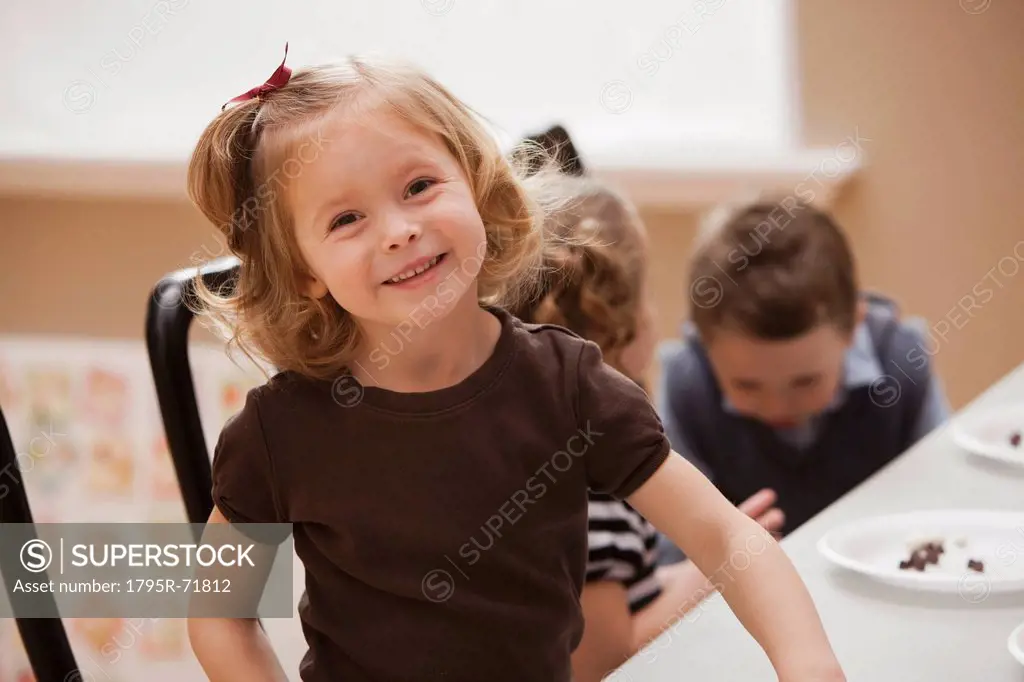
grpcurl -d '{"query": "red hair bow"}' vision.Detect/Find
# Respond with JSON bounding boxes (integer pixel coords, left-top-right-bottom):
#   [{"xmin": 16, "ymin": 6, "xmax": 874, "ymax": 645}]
[{"xmin": 222, "ymin": 43, "xmax": 292, "ymax": 110}]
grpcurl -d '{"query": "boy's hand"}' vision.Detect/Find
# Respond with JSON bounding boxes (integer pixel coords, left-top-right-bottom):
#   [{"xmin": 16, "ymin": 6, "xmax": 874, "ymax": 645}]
[{"xmin": 737, "ymin": 488, "xmax": 785, "ymax": 537}]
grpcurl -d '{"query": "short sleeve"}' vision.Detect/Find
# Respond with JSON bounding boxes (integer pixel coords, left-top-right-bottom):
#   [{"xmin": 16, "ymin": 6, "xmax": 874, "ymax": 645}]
[
  {"xmin": 575, "ymin": 341, "xmax": 671, "ymax": 498},
  {"xmin": 211, "ymin": 388, "xmax": 285, "ymax": 530}
]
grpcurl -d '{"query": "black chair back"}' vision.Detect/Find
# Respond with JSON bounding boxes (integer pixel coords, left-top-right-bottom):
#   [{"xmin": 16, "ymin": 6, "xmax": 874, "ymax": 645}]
[
  {"xmin": 0, "ymin": 404, "xmax": 80, "ymax": 682},
  {"xmin": 145, "ymin": 256, "xmax": 240, "ymax": 532},
  {"xmin": 522, "ymin": 124, "xmax": 587, "ymax": 177}
]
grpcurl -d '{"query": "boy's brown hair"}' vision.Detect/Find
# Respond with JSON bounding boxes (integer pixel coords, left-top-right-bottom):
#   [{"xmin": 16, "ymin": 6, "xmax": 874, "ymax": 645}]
[
  {"xmin": 511, "ymin": 175, "xmax": 648, "ymax": 380},
  {"xmin": 689, "ymin": 197, "xmax": 858, "ymax": 341}
]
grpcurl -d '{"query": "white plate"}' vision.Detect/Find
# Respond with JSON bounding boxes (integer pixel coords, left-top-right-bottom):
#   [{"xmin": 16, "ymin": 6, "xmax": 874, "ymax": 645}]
[
  {"xmin": 817, "ymin": 509, "xmax": 1024, "ymax": 595},
  {"xmin": 951, "ymin": 404, "xmax": 1024, "ymax": 467},
  {"xmin": 1010, "ymin": 621, "xmax": 1024, "ymax": 666}
]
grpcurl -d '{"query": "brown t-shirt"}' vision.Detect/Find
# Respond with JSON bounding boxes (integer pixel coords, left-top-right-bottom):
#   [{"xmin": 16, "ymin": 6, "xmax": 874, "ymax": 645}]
[{"xmin": 211, "ymin": 306, "xmax": 670, "ymax": 682}]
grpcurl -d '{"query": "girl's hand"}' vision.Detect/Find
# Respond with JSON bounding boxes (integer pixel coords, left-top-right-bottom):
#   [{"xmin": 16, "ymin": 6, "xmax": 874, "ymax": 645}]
[{"xmin": 737, "ymin": 488, "xmax": 785, "ymax": 537}]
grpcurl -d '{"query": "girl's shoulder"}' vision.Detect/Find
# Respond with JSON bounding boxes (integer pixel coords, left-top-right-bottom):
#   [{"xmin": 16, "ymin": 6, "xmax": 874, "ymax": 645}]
[
  {"xmin": 263, "ymin": 368, "xmax": 330, "ymax": 394},
  {"xmin": 511, "ymin": 315, "xmax": 594, "ymax": 367},
  {"xmin": 237, "ymin": 370, "xmax": 333, "ymax": 420}
]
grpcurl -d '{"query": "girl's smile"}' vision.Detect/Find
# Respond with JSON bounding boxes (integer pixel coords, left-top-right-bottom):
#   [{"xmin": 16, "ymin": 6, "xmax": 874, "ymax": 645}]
[{"xmin": 381, "ymin": 251, "xmax": 450, "ymax": 289}]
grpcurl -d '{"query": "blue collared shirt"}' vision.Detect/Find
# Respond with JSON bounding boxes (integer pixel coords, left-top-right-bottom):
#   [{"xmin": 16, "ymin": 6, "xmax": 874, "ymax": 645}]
[{"xmin": 656, "ymin": 318, "xmax": 951, "ymax": 468}]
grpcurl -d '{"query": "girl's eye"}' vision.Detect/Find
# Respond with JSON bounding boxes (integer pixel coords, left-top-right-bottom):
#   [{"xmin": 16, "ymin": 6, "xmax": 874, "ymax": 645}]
[
  {"xmin": 329, "ymin": 212, "xmax": 360, "ymax": 232},
  {"xmin": 405, "ymin": 178, "xmax": 436, "ymax": 198}
]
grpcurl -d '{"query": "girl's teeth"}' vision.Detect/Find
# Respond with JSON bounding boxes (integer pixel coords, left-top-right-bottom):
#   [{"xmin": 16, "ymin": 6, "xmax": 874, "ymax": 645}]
[{"xmin": 388, "ymin": 255, "xmax": 441, "ymax": 283}]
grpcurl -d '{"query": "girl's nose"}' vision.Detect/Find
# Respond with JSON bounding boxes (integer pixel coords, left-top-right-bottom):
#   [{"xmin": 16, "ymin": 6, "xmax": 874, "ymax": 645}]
[{"xmin": 383, "ymin": 218, "xmax": 422, "ymax": 252}]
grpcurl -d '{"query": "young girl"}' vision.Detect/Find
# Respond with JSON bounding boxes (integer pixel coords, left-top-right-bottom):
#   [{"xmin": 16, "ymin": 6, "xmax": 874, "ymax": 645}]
[
  {"xmin": 185, "ymin": 46, "xmax": 845, "ymax": 682},
  {"xmin": 511, "ymin": 175, "xmax": 787, "ymax": 682}
]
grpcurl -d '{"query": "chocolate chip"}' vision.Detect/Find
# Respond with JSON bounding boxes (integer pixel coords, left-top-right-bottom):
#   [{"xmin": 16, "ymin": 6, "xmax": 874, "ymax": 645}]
[
  {"xmin": 967, "ymin": 559, "xmax": 984, "ymax": 573},
  {"xmin": 899, "ymin": 557, "xmax": 927, "ymax": 571},
  {"xmin": 920, "ymin": 542, "xmax": 944, "ymax": 565},
  {"xmin": 1011, "ymin": 431, "xmax": 1022, "ymax": 448},
  {"xmin": 899, "ymin": 541, "xmax": 945, "ymax": 571}
]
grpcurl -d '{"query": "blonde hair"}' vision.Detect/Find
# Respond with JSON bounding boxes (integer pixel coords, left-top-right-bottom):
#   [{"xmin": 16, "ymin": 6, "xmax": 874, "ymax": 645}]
[
  {"xmin": 187, "ymin": 54, "xmax": 567, "ymax": 380},
  {"xmin": 511, "ymin": 175, "xmax": 648, "ymax": 379}
]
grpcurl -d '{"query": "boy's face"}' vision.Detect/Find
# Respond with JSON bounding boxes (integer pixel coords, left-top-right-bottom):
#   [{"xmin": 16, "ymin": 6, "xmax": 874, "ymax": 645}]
[{"xmin": 705, "ymin": 323, "xmax": 855, "ymax": 428}]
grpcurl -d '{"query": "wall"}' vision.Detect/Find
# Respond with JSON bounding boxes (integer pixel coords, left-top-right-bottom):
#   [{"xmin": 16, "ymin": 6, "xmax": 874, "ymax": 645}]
[{"xmin": 0, "ymin": 197, "xmax": 219, "ymax": 343}]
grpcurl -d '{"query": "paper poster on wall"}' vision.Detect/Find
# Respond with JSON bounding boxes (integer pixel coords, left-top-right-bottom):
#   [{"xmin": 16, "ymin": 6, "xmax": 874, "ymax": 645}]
[{"xmin": 0, "ymin": 335, "xmax": 265, "ymax": 682}]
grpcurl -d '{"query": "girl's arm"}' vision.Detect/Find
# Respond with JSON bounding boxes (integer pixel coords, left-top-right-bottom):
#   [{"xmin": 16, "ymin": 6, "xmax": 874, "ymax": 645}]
[
  {"xmin": 632, "ymin": 488, "xmax": 785, "ymax": 650},
  {"xmin": 189, "ymin": 617, "xmax": 288, "ymax": 682},
  {"xmin": 571, "ymin": 581, "xmax": 635, "ymax": 682},
  {"xmin": 187, "ymin": 506, "xmax": 291, "ymax": 682},
  {"xmin": 627, "ymin": 453, "xmax": 845, "ymax": 682}
]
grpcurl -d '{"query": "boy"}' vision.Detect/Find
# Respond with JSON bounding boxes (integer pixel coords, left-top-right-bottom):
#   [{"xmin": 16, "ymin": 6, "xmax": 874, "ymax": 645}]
[{"xmin": 656, "ymin": 197, "xmax": 950, "ymax": 562}]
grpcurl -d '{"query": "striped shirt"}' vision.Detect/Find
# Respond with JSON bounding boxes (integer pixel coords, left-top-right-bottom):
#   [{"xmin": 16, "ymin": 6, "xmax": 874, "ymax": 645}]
[{"xmin": 585, "ymin": 491, "xmax": 662, "ymax": 612}]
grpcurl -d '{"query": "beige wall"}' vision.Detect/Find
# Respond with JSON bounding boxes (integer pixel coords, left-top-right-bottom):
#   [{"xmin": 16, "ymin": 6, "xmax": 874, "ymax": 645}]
[
  {"xmin": 0, "ymin": 197, "xmax": 214, "ymax": 339},
  {"xmin": 2, "ymin": 0, "xmax": 1023, "ymax": 409}
]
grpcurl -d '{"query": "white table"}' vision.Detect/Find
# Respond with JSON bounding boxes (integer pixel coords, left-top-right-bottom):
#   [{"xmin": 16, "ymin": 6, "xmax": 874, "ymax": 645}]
[{"xmin": 615, "ymin": 363, "xmax": 1024, "ymax": 681}]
